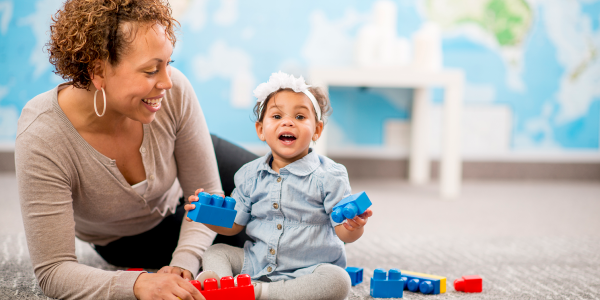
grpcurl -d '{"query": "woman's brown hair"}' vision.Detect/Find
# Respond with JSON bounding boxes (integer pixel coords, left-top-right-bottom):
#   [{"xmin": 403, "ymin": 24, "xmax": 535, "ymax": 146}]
[{"xmin": 46, "ymin": 0, "xmax": 179, "ymax": 89}]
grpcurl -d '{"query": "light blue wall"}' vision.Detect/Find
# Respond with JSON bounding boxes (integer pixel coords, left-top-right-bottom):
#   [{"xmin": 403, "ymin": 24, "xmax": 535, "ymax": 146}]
[{"xmin": 0, "ymin": 0, "xmax": 599, "ymax": 154}]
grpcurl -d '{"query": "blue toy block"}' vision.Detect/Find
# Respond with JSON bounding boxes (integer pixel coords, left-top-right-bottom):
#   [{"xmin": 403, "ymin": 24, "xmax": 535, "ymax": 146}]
[
  {"xmin": 345, "ymin": 267, "xmax": 363, "ymax": 286},
  {"xmin": 331, "ymin": 191, "xmax": 372, "ymax": 223},
  {"xmin": 188, "ymin": 192, "xmax": 237, "ymax": 228},
  {"xmin": 401, "ymin": 270, "xmax": 446, "ymax": 295},
  {"xmin": 370, "ymin": 268, "xmax": 405, "ymax": 298}
]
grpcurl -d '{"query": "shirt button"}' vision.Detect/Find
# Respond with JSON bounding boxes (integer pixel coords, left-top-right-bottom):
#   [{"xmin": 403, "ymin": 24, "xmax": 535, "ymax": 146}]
[
  {"xmin": 277, "ymin": 224, "xmax": 282, "ymax": 230},
  {"xmin": 270, "ymin": 248, "xmax": 275, "ymax": 255},
  {"xmin": 273, "ymin": 203, "xmax": 279, "ymax": 209},
  {"xmin": 140, "ymin": 146, "xmax": 146, "ymax": 154},
  {"xmin": 277, "ymin": 177, "xmax": 282, "ymax": 182},
  {"xmin": 267, "ymin": 267, "xmax": 273, "ymax": 272},
  {"xmin": 149, "ymin": 174, "xmax": 155, "ymax": 180}
]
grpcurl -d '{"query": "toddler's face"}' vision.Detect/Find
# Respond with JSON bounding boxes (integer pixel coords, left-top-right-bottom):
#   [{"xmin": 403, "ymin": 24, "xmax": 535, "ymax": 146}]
[{"xmin": 256, "ymin": 90, "xmax": 323, "ymax": 164}]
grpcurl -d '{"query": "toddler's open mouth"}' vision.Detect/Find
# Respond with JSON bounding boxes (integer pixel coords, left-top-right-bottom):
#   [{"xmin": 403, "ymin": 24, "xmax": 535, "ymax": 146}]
[{"xmin": 279, "ymin": 133, "xmax": 297, "ymax": 142}]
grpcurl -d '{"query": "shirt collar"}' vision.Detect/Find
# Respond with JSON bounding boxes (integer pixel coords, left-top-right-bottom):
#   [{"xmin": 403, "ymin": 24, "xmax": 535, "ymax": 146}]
[{"xmin": 257, "ymin": 148, "xmax": 321, "ymax": 177}]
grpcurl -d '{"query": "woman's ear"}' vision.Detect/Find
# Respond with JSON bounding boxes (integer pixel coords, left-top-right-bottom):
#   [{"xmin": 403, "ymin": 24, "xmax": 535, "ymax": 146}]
[
  {"xmin": 255, "ymin": 122, "xmax": 266, "ymax": 141},
  {"xmin": 89, "ymin": 59, "xmax": 106, "ymax": 91},
  {"xmin": 312, "ymin": 120, "xmax": 324, "ymax": 141}
]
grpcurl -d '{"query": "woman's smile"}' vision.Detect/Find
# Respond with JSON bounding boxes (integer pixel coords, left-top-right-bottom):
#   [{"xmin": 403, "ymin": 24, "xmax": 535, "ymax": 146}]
[{"xmin": 141, "ymin": 95, "xmax": 163, "ymax": 112}]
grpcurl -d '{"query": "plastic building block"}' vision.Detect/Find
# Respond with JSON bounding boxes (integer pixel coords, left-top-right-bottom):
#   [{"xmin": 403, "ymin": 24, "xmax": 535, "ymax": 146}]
[
  {"xmin": 190, "ymin": 274, "xmax": 255, "ymax": 300},
  {"xmin": 188, "ymin": 192, "xmax": 237, "ymax": 228},
  {"xmin": 126, "ymin": 268, "xmax": 144, "ymax": 271},
  {"xmin": 454, "ymin": 275, "xmax": 482, "ymax": 293},
  {"xmin": 331, "ymin": 191, "xmax": 372, "ymax": 223},
  {"xmin": 401, "ymin": 270, "xmax": 446, "ymax": 295},
  {"xmin": 346, "ymin": 267, "xmax": 364, "ymax": 286},
  {"xmin": 370, "ymin": 268, "xmax": 405, "ymax": 298}
]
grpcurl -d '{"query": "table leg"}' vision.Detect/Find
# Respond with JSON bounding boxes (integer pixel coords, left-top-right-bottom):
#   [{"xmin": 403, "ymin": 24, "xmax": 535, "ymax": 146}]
[
  {"xmin": 440, "ymin": 77, "xmax": 463, "ymax": 198},
  {"xmin": 409, "ymin": 88, "xmax": 430, "ymax": 185}
]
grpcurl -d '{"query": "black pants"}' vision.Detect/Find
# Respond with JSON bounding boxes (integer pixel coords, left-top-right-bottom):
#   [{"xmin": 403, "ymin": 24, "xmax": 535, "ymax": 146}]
[{"xmin": 93, "ymin": 135, "xmax": 258, "ymax": 269}]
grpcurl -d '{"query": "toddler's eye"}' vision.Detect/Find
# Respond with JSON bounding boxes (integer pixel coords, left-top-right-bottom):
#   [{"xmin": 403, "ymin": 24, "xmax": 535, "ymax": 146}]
[
  {"xmin": 273, "ymin": 114, "xmax": 281, "ymax": 119},
  {"xmin": 296, "ymin": 115, "xmax": 305, "ymax": 120}
]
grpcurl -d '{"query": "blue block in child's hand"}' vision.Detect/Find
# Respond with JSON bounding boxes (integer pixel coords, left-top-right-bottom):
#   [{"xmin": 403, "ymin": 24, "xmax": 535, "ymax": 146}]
[
  {"xmin": 331, "ymin": 191, "xmax": 372, "ymax": 223},
  {"xmin": 187, "ymin": 192, "xmax": 237, "ymax": 228}
]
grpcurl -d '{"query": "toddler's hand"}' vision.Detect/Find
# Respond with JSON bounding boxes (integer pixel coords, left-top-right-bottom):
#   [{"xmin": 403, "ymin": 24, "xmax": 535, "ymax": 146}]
[
  {"xmin": 342, "ymin": 209, "xmax": 373, "ymax": 232},
  {"xmin": 184, "ymin": 189, "xmax": 226, "ymax": 222},
  {"xmin": 184, "ymin": 188, "xmax": 204, "ymax": 222}
]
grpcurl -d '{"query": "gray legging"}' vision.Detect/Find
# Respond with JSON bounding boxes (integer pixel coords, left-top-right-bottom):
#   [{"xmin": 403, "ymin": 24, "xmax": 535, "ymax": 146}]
[{"xmin": 203, "ymin": 244, "xmax": 351, "ymax": 300}]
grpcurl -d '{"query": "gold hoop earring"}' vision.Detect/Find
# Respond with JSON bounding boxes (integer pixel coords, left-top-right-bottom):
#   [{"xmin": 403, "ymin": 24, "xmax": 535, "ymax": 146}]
[{"xmin": 94, "ymin": 87, "xmax": 107, "ymax": 117}]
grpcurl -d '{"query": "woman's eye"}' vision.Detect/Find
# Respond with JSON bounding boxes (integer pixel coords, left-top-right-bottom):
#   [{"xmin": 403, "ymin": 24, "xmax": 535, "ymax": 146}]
[
  {"xmin": 167, "ymin": 60, "xmax": 175, "ymax": 66},
  {"xmin": 145, "ymin": 70, "xmax": 159, "ymax": 75},
  {"xmin": 296, "ymin": 115, "xmax": 305, "ymax": 120}
]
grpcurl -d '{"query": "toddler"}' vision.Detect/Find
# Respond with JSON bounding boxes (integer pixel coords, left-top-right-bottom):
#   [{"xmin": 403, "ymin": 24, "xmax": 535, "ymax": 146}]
[{"xmin": 185, "ymin": 72, "xmax": 373, "ymax": 300}]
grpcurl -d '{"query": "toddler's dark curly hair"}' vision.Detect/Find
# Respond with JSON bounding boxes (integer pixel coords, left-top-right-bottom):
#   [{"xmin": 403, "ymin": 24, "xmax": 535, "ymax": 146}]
[{"xmin": 46, "ymin": 0, "xmax": 179, "ymax": 89}]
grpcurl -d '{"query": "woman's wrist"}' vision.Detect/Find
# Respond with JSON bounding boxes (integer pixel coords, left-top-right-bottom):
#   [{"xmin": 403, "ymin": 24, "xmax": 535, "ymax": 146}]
[{"xmin": 133, "ymin": 272, "xmax": 150, "ymax": 299}]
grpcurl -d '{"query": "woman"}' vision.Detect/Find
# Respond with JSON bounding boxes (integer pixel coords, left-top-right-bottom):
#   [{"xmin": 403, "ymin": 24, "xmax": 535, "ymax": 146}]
[{"xmin": 15, "ymin": 0, "xmax": 254, "ymax": 299}]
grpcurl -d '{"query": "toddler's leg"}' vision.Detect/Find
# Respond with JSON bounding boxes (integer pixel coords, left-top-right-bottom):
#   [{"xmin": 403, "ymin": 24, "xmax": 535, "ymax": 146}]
[
  {"xmin": 202, "ymin": 243, "xmax": 244, "ymax": 278},
  {"xmin": 267, "ymin": 264, "xmax": 351, "ymax": 300}
]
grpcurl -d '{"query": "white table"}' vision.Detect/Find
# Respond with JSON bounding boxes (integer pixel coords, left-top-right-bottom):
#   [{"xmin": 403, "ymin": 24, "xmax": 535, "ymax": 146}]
[{"xmin": 309, "ymin": 67, "xmax": 465, "ymax": 199}]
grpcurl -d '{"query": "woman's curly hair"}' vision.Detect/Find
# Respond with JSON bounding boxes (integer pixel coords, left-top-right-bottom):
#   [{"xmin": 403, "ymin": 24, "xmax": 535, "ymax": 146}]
[{"xmin": 46, "ymin": 0, "xmax": 179, "ymax": 89}]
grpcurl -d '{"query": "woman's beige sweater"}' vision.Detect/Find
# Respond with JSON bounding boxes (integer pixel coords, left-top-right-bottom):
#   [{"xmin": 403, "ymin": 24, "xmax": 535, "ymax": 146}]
[{"xmin": 15, "ymin": 68, "xmax": 220, "ymax": 300}]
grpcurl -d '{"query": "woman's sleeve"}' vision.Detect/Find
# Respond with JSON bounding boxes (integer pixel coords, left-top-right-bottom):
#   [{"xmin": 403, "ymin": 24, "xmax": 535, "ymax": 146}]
[
  {"xmin": 15, "ymin": 134, "xmax": 142, "ymax": 300},
  {"xmin": 321, "ymin": 163, "xmax": 353, "ymax": 228},
  {"xmin": 170, "ymin": 68, "xmax": 221, "ymax": 276}
]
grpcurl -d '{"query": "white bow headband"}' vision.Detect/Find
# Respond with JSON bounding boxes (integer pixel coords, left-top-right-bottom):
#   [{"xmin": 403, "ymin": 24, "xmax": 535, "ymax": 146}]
[{"xmin": 254, "ymin": 71, "xmax": 322, "ymax": 121}]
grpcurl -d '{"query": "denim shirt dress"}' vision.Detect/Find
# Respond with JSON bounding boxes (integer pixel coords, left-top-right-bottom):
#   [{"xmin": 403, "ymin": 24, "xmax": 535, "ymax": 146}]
[{"xmin": 231, "ymin": 149, "xmax": 351, "ymax": 281}]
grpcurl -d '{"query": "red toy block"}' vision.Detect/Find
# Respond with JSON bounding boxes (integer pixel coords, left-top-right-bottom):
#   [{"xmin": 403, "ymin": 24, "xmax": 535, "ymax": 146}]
[
  {"xmin": 126, "ymin": 268, "xmax": 144, "ymax": 271},
  {"xmin": 454, "ymin": 275, "xmax": 482, "ymax": 293},
  {"xmin": 190, "ymin": 274, "xmax": 255, "ymax": 300}
]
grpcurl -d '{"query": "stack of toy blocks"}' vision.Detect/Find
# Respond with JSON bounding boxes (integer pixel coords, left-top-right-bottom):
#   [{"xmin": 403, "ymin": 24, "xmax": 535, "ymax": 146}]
[
  {"xmin": 187, "ymin": 192, "xmax": 237, "ymax": 228},
  {"xmin": 401, "ymin": 270, "xmax": 446, "ymax": 295},
  {"xmin": 345, "ymin": 267, "xmax": 364, "ymax": 286},
  {"xmin": 370, "ymin": 268, "xmax": 406, "ymax": 298},
  {"xmin": 331, "ymin": 191, "xmax": 372, "ymax": 223},
  {"xmin": 190, "ymin": 274, "xmax": 255, "ymax": 299},
  {"xmin": 454, "ymin": 275, "xmax": 482, "ymax": 293}
]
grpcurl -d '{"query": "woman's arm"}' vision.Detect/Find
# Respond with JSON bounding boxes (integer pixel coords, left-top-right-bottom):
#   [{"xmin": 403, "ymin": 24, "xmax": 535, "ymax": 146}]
[
  {"xmin": 16, "ymin": 134, "xmax": 143, "ymax": 300},
  {"xmin": 16, "ymin": 106, "xmax": 206, "ymax": 300},
  {"xmin": 169, "ymin": 68, "xmax": 222, "ymax": 276}
]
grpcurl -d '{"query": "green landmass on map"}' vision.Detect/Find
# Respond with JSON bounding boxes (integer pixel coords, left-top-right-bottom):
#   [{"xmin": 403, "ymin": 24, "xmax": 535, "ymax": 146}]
[{"xmin": 425, "ymin": 0, "xmax": 533, "ymax": 47}]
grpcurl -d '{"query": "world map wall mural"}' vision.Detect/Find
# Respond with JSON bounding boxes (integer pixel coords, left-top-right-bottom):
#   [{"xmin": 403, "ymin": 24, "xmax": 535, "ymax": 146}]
[{"xmin": 0, "ymin": 0, "xmax": 598, "ymax": 157}]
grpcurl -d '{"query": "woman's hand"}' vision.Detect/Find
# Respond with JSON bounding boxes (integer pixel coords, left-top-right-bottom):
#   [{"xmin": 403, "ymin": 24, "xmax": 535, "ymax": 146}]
[
  {"xmin": 133, "ymin": 272, "xmax": 205, "ymax": 300},
  {"xmin": 158, "ymin": 266, "xmax": 193, "ymax": 280}
]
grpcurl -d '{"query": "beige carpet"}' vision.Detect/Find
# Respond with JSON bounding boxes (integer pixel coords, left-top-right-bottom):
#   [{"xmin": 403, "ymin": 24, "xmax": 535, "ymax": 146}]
[{"xmin": 2, "ymin": 173, "xmax": 600, "ymax": 299}]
